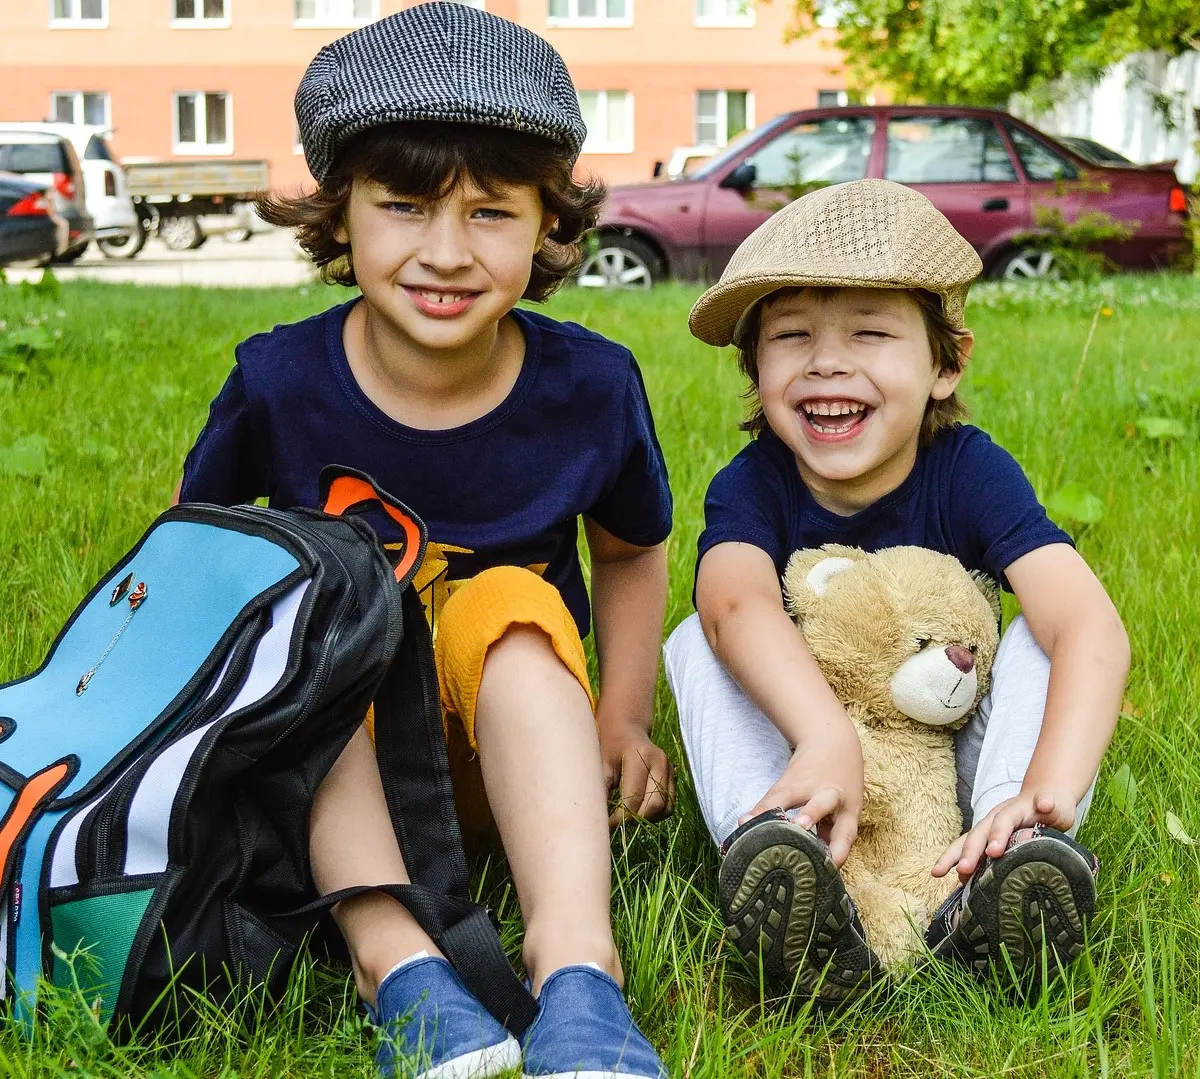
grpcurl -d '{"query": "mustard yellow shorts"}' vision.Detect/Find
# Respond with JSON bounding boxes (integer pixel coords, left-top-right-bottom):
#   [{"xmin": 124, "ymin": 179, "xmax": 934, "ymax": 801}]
[{"xmin": 365, "ymin": 565, "xmax": 594, "ymax": 840}]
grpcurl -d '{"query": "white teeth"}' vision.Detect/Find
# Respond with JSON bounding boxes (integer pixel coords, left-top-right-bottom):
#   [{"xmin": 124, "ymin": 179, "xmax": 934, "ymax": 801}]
[
  {"xmin": 417, "ymin": 290, "xmax": 466, "ymax": 304},
  {"xmin": 801, "ymin": 400, "xmax": 865, "ymax": 417}
]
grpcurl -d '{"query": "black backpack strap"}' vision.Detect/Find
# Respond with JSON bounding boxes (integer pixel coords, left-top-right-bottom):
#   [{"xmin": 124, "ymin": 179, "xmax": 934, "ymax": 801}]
[{"xmin": 370, "ymin": 588, "xmax": 538, "ymax": 1036}]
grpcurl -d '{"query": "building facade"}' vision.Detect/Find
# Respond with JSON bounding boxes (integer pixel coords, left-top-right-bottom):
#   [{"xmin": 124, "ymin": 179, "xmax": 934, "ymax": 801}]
[{"xmin": 0, "ymin": 0, "xmax": 849, "ymax": 189}]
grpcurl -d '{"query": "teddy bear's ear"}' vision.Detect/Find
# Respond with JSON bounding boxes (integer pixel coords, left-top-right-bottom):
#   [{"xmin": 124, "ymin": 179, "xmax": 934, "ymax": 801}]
[
  {"xmin": 970, "ymin": 570, "xmax": 1003, "ymax": 621},
  {"xmin": 783, "ymin": 545, "xmax": 868, "ymax": 620}
]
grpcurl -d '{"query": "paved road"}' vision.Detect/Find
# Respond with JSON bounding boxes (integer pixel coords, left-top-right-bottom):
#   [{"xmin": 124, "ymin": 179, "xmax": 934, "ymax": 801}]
[{"xmin": 6, "ymin": 227, "xmax": 317, "ymax": 287}]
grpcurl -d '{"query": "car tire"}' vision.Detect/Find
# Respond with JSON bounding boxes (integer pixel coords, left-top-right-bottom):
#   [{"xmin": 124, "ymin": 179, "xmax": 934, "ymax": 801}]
[
  {"xmin": 98, "ymin": 226, "xmax": 148, "ymax": 260},
  {"xmin": 159, "ymin": 215, "xmax": 207, "ymax": 251},
  {"xmin": 576, "ymin": 234, "xmax": 661, "ymax": 289},
  {"xmin": 991, "ymin": 247, "xmax": 1059, "ymax": 281},
  {"xmin": 51, "ymin": 243, "xmax": 89, "ymax": 264}
]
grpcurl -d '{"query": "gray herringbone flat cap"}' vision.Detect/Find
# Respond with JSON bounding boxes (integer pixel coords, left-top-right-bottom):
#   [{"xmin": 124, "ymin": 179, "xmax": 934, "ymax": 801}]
[
  {"xmin": 296, "ymin": 3, "xmax": 586, "ymax": 183},
  {"xmin": 689, "ymin": 179, "xmax": 984, "ymax": 347}
]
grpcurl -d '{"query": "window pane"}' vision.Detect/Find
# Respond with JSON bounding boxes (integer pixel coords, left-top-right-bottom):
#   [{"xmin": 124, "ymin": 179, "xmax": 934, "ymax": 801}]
[
  {"xmin": 85, "ymin": 134, "xmax": 114, "ymax": 160},
  {"xmin": 578, "ymin": 0, "xmax": 598, "ymax": 16},
  {"xmin": 7, "ymin": 143, "xmax": 70, "ymax": 173},
  {"xmin": 176, "ymin": 0, "xmax": 195, "ymax": 16},
  {"xmin": 578, "ymin": 91, "xmax": 599, "ymax": 137},
  {"xmin": 1008, "ymin": 126, "xmax": 1077, "ymax": 181},
  {"xmin": 83, "ymin": 93, "xmax": 107, "ymax": 125},
  {"xmin": 353, "ymin": 0, "xmax": 374, "ymax": 18},
  {"xmin": 177, "ymin": 94, "xmax": 196, "ymax": 144},
  {"xmin": 748, "ymin": 116, "xmax": 874, "ymax": 188},
  {"xmin": 548, "ymin": 0, "xmax": 569, "ymax": 16},
  {"xmin": 205, "ymin": 93, "xmax": 228, "ymax": 144},
  {"xmin": 52, "ymin": 94, "xmax": 76, "ymax": 123},
  {"xmin": 696, "ymin": 0, "xmax": 719, "ymax": 15},
  {"xmin": 53, "ymin": 0, "xmax": 72, "ymax": 18},
  {"xmin": 606, "ymin": 91, "xmax": 628, "ymax": 147},
  {"xmin": 295, "ymin": 0, "xmax": 316, "ymax": 18},
  {"xmin": 886, "ymin": 117, "xmax": 1016, "ymax": 184},
  {"xmin": 203, "ymin": 0, "xmax": 225, "ymax": 16},
  {"xmin": 81, "ymin": 0, "xmax": 103, "ymax": 18},
  {"xmin": 605, "ymin": 0, "xmax": 625, "ymax": 17},
  {"xmin": 726, "ymin": 91, "xmax": 747, "ymax": 141}
]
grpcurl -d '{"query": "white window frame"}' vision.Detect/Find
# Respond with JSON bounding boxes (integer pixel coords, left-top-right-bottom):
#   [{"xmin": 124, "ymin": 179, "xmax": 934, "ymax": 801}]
[
  {"xmin": 578, "ymin": 91, "xmax": 634, "ymax": 155},
  {"xmin": 292, "ymin": 0, "xmax": 377, "ymax": 28},
  {"xmin": 172, "ymin": 92, "xmax": 233, "ymax": 155},
  {"xmin": 49, "ymin": 0, "xmax": 108, "ymax": 28},
  {"xmin": 694, "ymin": 0, "xmax": 754, "ymax": 28},
  {"xmin": 50, "ymin": 91, "xmax": 112, "ymax": 128},
  {"xmin": 547, "ymin": 0, "xmax": 633, "ymax": 29},
  {"xmin": 695, "ymin": 90, "xmax": 754, "ymax": 148},
  {"xmin": 171, "ymin": 0, "xmax": 232, "ymax": 28}
]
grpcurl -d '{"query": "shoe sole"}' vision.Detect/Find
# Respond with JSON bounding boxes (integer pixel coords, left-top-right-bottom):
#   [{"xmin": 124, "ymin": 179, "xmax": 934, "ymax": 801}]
[
  {"xmin": 421, "ymin": 1035, "xmax": 522, "ymax": 1079},
  {"xmin": 934, "ymin": 836, "xmax": 1096, "ymax": 979},
  {"xmin": 718, "ymin": 820, "xmax": 879, "ymax": 1004}
]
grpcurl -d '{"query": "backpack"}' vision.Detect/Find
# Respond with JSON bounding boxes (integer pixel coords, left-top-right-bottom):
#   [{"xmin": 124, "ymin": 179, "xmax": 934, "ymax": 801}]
[{"xmin": 0, "ymin": 468, "xmax": 537, "ymax": 1036}]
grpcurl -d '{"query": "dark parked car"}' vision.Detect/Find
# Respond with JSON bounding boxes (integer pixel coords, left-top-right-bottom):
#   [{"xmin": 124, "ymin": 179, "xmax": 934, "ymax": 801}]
[
  {"xmin": 584, "ymin": 106, "xmax": 1192, "ymax": 286},
  {"xmin": 0, "ymin": 174, "xmax": 68, "ymax": 266}
]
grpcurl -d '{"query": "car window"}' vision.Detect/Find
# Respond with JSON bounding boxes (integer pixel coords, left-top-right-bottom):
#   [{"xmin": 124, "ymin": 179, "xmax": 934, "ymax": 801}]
[
  {"xmin": 690, "ymin": 115, "xmax": 791, "ymax": 180},
  {"xmin": 745, "ymin": 116, "xmax": 875, "ymax": 189},
  {"xmin": 84, "ymin": 135, "xmax": 114, "ymax": 162},
  {"xmin": 1007, "ymin": 126, "xmax": 1079, "ymax": 180},
  {"xmin": 886, "ymin": 117, "xmax": 1017, "ymax": 183},
  {"xmin": 0, "ymin": 141, "xmax": 69, "ymax": 175}
]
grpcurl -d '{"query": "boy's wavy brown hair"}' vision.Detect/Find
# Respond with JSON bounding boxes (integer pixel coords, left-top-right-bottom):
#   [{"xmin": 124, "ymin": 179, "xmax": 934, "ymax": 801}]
[
  {"xmin": 734, "ymin": 287, "xmax": 971, "ymax": 445},
  {"xmin": 257, "ymin": 120, "xmax": 606, "ymax": 302}
]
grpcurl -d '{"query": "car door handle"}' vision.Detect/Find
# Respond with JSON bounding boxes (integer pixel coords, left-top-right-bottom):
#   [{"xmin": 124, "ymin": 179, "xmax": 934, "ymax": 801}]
[{"xmin": 981, "ymin": 198, "xmax": 1009, "ymax": 211}]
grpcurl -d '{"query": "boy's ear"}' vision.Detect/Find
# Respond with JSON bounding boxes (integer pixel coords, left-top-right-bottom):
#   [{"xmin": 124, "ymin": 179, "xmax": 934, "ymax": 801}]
[
  {"xmin": 538, "ymin": 212, "xmax": 559, "ymax": 246},
  {"xmin": 931, "ymin": 328, "xmax": 973, "ymax": 401},
  {"xmin": 333, "ymin": 217, "xmax": 349, "ymax": 245}
]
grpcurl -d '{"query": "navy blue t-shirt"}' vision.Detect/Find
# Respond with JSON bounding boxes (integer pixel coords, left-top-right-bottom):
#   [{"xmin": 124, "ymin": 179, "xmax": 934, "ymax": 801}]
[
  {"xmin": 697, "ymin": 425, "xmax": 1071, "ymax": 591},
  {"xmin": 181, "ymin": 300, "xmax": 673, "ymax": 637}
]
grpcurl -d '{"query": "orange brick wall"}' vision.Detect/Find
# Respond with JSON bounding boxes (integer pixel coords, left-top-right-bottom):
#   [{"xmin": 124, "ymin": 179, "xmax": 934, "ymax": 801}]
[{"xmin": 0, "ymin": 0, "xmax": 848, "ymax": 190}]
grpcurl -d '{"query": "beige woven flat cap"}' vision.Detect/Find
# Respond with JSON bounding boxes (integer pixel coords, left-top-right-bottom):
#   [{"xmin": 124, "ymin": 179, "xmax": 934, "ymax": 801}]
[{"xmin": 689, "ymin": 179, "xmax": 984, "ymax": 347}]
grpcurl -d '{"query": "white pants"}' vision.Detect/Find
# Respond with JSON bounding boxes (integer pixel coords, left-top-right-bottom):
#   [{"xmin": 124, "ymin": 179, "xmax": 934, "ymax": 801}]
[{"xmin": 664, "ymin": 613, "xmax": 1095, "ymax": 849}]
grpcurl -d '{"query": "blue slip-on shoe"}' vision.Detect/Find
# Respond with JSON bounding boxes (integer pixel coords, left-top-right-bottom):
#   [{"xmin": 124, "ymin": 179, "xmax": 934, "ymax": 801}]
[
  {"xmin": 520, "ymin": 965, "xmax": 667, "ymax": 1079},
  {"xmin": 372, "ymin": 955, "xmax": 522, "ymax": 1079},
  {"xmin": 926, "ymin": 824, "xmax": 1099, "ymax": 982}
]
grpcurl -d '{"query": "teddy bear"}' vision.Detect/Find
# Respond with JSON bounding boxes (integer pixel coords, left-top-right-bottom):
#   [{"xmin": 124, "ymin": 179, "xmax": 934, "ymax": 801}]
[{"xmin": 782, "ymin": 543, "xmax": 1001, "ymax": 970}]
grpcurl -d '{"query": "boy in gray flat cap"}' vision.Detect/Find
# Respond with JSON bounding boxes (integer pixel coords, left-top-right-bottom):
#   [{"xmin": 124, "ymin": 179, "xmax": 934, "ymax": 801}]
[
  {"xmin": 666, "ymin": 180, "xmax": 1124, "ymax": 1003},
  {"xmin": 176, "ymin": 6, "xmax": 672, "ymax": 1077}
]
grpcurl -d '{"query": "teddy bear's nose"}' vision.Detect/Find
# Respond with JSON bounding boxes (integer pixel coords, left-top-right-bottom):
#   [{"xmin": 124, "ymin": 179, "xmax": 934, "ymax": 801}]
[{"xmin": 945, "ymin": 645, "xmax": 975, "ymax": 673}]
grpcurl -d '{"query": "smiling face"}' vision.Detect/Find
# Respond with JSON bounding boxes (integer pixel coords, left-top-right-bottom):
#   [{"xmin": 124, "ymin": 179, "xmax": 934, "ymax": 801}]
[
  {"xmin": 334, "ymin": 176, "xmax": 556, "ymax": 354},
  {"xmin": 754, "ymin": 288, "xmax": 972, "ymax": 513}
]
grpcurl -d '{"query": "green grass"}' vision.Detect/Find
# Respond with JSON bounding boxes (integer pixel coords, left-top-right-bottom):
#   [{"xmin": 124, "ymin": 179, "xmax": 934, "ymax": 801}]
[{"xmin": 1, "ymin": 273, "xmax": 1199, "ymax": 1076}]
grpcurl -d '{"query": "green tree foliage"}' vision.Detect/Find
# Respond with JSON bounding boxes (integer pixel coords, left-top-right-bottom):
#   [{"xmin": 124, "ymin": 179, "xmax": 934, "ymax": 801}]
[{"xmin": 790, "ymin": 0, "xmax": 1200, "ymax": 104}]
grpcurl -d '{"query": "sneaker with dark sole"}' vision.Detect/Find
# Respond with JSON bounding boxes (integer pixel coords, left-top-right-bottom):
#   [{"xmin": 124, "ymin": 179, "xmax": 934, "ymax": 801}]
[
  {"xmin": 718, "ymin": 808, "xmax": 882, "ymax": 1004},
  {"xmin": 926, "ymin": 824, "xmax": 1099, "ymax": 981}
]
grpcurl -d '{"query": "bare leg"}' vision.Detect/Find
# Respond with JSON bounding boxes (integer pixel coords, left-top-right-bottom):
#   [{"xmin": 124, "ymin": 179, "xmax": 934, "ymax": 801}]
[
  {"xmin": 309, "ymin": 726, "xmax": 440, "ymax": 1006},
  {"xmin": 474, "ymin": 625, "xmax": 620, "ymax": 995}
]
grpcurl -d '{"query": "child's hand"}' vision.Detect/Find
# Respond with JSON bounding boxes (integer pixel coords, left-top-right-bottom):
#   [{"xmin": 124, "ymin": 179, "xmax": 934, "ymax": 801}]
[
  {"xmin": 600, "ymin": 719, "xmax": 675, "ymax": 828},
  {"xmin": 741, "ymin": 723, "xmax": 864, "ymax": 867},
  {"xmin": 932, "ymin": 788, "xmax": 1076, "ymax": 883}
]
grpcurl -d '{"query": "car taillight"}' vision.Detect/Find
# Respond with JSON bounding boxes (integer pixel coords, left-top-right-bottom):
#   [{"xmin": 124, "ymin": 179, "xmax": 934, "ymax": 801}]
[
  {"xmin": 104, "ymin": 170, "xmax": 116, "ymax": 197},
  {"xmin": 1168, "ymin": 186, "xmax": 1187, "ymax": 213},
  {"xmin": 6, "ymin": 192, "xmax": 52, "ymax": 217},
  {"xmin": 52, "ymin": 172, "xmax": 75, "ymax": 200}
]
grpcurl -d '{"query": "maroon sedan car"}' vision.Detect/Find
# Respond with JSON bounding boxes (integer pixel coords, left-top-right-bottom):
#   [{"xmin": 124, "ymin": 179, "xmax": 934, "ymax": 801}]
[{"xmin": 582, "ymin": 105, "xmax": 1191, "ymax": 287}]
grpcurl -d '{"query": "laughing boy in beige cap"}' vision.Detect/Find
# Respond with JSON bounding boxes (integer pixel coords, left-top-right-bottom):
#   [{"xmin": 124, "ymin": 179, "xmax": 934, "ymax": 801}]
[{"xmin": 664, "ymin": 179, "xmax": 1128, "ymax": 1002}]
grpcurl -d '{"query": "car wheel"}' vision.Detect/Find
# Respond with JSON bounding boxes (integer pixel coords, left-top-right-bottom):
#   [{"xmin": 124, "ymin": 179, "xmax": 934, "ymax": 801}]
[
  {"xmin": 51, "ymin": 243, "xmax": 89, "ymax": 264},
  {"xmin": 98, "ymin": 227, "xmax": 147, "ymax": 260},
  {"xmin": 577, "ymin": 235, "xmax": 660, "ymax": 289},
  {"xmin": 159, "ymin": 215, "xmax": 207, "ymax": 251},
  {"xmin": 993, "ymin": 248, "xmax": 1059, "ymax": 281}
]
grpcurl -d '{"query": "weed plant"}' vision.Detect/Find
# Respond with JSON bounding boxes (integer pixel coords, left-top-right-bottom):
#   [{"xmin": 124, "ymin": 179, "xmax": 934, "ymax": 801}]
[{"xmin": 0, "ymin": 275, "xmax": 1198, "ymax": 1076}]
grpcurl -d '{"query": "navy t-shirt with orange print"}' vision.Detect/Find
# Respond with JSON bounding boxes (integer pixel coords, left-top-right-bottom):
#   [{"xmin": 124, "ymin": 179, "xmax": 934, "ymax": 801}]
[
  {"xmin": 697, "ymin": 425, "xmax": 1071, "ymax": 592},
  {"xmin": 180, "ymin": 300, "xmax": 673, "ymax": 637}
]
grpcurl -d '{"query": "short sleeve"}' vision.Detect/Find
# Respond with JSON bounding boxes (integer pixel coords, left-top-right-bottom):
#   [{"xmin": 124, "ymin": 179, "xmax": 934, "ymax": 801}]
[
  {"xmin": 179, "ymin": 365, "xmax": 272, "ymax": 506},
  {"xmin": 696, "ymin": 448, "xmax": 790, "ymax": 574},
  {"xmin": 586, "ymin": 359, "xmax": 673, "ymax": 546},
  {"xmin": 949, "ymin": 432, "xmax": 1073, "ymax": 585}
]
